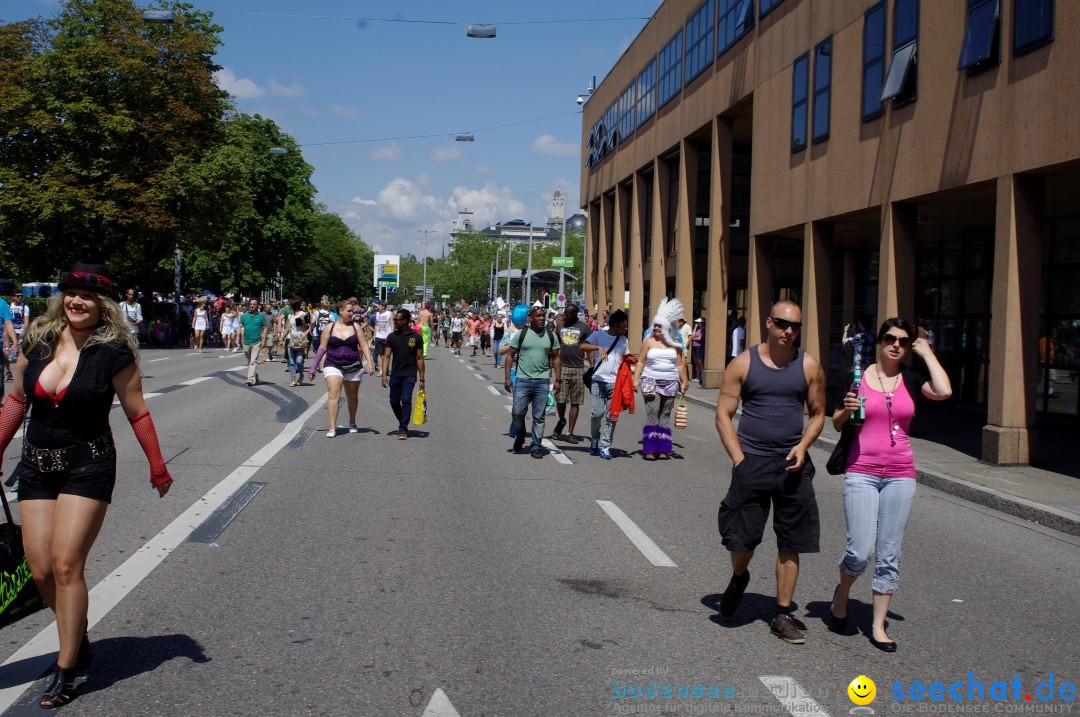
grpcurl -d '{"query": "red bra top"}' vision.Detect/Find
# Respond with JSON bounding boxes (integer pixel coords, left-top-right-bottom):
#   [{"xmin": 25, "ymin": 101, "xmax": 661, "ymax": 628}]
[{"xmin": 34, "ymin": 379, "xmax": 68, "ymax": 407}]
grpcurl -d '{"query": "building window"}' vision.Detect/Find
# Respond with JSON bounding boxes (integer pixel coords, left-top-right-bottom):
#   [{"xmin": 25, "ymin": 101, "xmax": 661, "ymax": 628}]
[
  {"xmin": 812, "ymin": 38, "xmax": 831, "ymax": 143},
  {"xmin": 658, "ymin": 30, "xmax": 683, "ymax": 108},
  {"xmin": 1014, "ymin": 0, "xmax": 1053, "ymax": 55},
  {"xmin": 881, "ymin": 0, "xmax": 918, "ymax": 106},
  {"xmin": 718, "ymin": 0, "xmax": 754, "ymax": 56},
  {"xmin": 862, "ymin": 2, "xmax": 886, "ymax": 121},
  {"xmin": 617, "ymin": 84, "xmax": 636, "ymax": 144},
  {"xmin": 958, "ymin": 0, "xmax": 1000, "ymax": 73},
  {"xmin": 760, "ymin": 0, "xmax": 783, "ymax": 18},
  {"xmin": 635, "ymin": 58, "xmax": 657, "ymax": 127},
  {"xmin": 684, "ymin": 0, "xmax": 715, "ymax": 85},
  {"xmin": 791, "ymin": 53, "xmax": 809, "ymax": 152}
]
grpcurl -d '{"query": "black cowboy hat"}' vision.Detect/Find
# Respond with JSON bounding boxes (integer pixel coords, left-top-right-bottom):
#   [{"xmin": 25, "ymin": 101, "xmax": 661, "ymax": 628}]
[{"xmin": 57, "ymin": 262, "xmax": 114, "ymax": 295}]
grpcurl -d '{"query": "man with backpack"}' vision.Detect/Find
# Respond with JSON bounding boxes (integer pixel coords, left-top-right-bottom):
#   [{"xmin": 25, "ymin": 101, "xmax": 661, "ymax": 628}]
[
  {"xmin": 504, "ymin": 305, "xmax": 561, "ymax": 458},
  {"xmin": 311, "ymin": 301, "xmax": 335, "ymax": 366}
]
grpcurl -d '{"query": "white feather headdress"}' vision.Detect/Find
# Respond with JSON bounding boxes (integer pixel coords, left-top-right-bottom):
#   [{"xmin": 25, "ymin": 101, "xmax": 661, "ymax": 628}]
[{"xmin": 651, "ymin": 297, "xmax": 685, "ymax": 348}]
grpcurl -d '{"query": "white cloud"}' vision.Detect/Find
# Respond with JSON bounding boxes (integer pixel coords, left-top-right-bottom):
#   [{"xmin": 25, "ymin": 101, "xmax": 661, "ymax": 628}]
[
  {"xmin": 472, "ymin": 166, "xmax": 490, "ymax": 176},
  {"xmin": 448, "ymin": 182, "xmax": 527, "ymax": 226},
  {"xmin": 269, "ymin": 79, "xmax": 308, "ymax": 98},
  {"xmin": 431, "ymin": 145, "xmax": 465, "ymax": 164},
  {"xmin": 351, "ymin": 197, "xmax": 378, "ymax": 206},
  {"xmin": 213, "ymin": 67, "xmax": 264, "ymax": 99},
  {"xmin": 369, "ymin": 142, "xmax": 404, "ymax": 162},
  {"xmin": 377, "ymin": 178, "xmax": 441, "ymax": 221},
  {"xmin": 330, "ymin": 104, "xmax": 359, "ymax": 118},
  {"xmin": 340, "ymin": 210, "xmax": 360, "ymax": 220},
  {"xmin": 531, "ymin": 134, "xmax": 579, "ymax": 157}
]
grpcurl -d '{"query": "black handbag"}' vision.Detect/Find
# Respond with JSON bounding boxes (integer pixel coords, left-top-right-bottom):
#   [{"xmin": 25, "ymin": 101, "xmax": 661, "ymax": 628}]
[
  {"xmin": 0, "ymin": 476, "xmax": 45, "ymax": 629},
  {"xmin": 825, "ymin": 423, "xmax": 854, "ymax": 476}
]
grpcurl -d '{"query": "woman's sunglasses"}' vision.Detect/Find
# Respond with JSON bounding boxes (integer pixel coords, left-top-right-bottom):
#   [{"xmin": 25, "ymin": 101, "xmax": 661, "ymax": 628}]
[{"xmin": 882, "ymin": 334, "xmax": 911, "ymax": 347}]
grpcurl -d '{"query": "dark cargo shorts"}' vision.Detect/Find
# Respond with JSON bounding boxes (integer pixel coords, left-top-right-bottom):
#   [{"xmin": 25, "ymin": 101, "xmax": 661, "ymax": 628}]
[{"xmin": 717, "ymin": 453, "xmax": 820, "ymax": 554}]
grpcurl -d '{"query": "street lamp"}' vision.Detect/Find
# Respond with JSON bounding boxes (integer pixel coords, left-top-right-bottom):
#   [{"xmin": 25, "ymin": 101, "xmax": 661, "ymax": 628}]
[
  {"xmin": 141, "ymin": 8, "xmax": 175, "ymax": 23},
  {"xmin": 525, "ymin": 222, "xmax": 535, "ymax": 305},
  {"xmin": 268, "ymin": 147, "xmax": 287, "ymax": 155},
  {"xmin": 466, "ymin": 24, "xmax": 496, "ymax": 38}
]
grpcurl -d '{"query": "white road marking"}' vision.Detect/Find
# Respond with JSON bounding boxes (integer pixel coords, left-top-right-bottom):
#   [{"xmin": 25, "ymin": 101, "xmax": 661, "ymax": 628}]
[
  {"xmin": 758, "ymin": 676, "xmax": 830, "ymax": 717},
  {"xmin": 179, "ymin": 376, "xmax": 213, "ymax": 386},
  {"xmin": 504, "ymin": 404, "xmax": 512, "ymax": 412},
  {"xmin": 458, "ymin": 358, "xmax": 465, "ymax": 363},
  {"xmin": 473, "ymin": 373, "xmax": 485, "ymax": 380},
  {"xmin": 487, "ymin": 386, "xmax": 501, "ymax": 396},
  {"xmin": 541, "ymin": 439, "xmax": 573, "ymax": 465},
  {"xmin": 0, "ymin": 393, "xmax": 331, "ymax": 712},
  {"xmin": 148, "ymin": 357, "xmax": 171, "ymax": 362},
  {"xmin": 422, "ymin": 688, "xmax": 462, "ymax": 717},
  {"xmin": 595, "ymin": 500, "xmax": 677, "ymax": 567},
  {"xmin": 229, "ymin": 364, "xmax": 249, "ymax": 371}
]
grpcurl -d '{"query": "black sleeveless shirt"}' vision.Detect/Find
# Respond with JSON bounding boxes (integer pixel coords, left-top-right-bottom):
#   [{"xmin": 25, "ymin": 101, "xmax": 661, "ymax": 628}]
[
  {"xmin": 736, "ymin": 345, "xmax": 808, "ymax": 456},
  {"xmin": 22, "ymin": 336, "xmax": 136, "ymax": 448}
]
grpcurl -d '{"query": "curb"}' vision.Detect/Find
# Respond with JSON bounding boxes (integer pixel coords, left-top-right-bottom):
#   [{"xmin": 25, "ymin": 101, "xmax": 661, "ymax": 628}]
[{"xmin": 684, "ymin": 392, "xmax": 1080, "ymax": 538}]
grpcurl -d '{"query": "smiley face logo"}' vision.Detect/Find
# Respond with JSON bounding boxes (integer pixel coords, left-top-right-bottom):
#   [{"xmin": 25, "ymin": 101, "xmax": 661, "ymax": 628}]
[{"xmin": 848, "ymin": 676, "xmax": 877, "ymax": 706}]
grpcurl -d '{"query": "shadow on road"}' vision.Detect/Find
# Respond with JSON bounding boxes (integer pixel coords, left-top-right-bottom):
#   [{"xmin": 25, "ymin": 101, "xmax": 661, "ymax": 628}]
[{"xmin": 75, "ymin": 633, "xmax": 210, "ymax": 697}]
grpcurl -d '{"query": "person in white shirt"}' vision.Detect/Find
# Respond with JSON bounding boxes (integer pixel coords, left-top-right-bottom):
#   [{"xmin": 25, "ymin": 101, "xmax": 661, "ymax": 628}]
[
  {"xmin": 731, "ymin": 316, "xmax": 746, "ymax": 359},
  {"xmin": 678, "ymin": 318, "xmax": 693, "ymax": 380},
  {"xmin": 121, "ymin": 288, "xmax": 143, "ymax": 344},
  {"xmin": 373, "ymin": 301, "xmax": 393, "ymax": 376},
  {"xmin": 588, "ymin": 310, "xmax": 629, "ymax": 459}
]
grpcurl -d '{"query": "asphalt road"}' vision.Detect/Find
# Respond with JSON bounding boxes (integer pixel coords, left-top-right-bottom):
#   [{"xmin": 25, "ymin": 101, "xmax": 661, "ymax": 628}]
[{"xmin": 0, "ymin": 343, "xmax": 1076, "ymax": 716}]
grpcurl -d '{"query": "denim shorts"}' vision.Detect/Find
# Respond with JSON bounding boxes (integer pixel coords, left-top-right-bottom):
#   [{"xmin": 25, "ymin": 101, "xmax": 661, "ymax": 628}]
[{"xmin": 15, "ymin": 454, "xmax": 117, "ymax": 504}]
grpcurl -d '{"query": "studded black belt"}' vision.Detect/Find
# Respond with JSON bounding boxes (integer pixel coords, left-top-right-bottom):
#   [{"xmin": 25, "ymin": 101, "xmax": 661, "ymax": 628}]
[{"xmin": 21, "ymin": 434, "xmax": 115, "ymax": 473}]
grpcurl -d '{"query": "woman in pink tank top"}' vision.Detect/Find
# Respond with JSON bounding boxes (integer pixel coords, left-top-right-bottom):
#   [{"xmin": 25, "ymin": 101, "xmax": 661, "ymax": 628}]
[{"xmin": 828, "ymin": 318, "xmax": 952, "ymax": 652}]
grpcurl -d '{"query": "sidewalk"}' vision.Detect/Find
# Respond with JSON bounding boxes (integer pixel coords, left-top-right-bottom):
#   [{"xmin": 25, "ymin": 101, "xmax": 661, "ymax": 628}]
[{"xmin": 682, "ymin": 386, "xmax": 1080, "ymax": 538}]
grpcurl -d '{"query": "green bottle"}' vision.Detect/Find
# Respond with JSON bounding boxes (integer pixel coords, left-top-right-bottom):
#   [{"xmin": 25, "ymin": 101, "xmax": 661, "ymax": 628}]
[{"xmin": 849, "ymin": 364, "xmax": 865, "ymax": 427}]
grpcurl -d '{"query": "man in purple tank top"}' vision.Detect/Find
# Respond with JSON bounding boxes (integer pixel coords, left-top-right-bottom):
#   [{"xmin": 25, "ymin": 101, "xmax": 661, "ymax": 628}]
[{"xmin": 713, "ymin": 300, "xmax": 827, "ymax": 645}]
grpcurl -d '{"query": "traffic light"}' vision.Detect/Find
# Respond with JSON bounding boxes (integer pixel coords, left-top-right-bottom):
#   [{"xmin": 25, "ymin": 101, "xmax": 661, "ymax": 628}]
[{"xmin": 378, "ymin": 286, "xmax": 388, "ymax": 302}]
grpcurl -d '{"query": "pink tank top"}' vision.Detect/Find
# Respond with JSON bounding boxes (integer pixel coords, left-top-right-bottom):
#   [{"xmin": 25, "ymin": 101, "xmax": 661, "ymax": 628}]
[{"xmin": 846, "ymin": 378, "xmax": 916, "ymax": 478}]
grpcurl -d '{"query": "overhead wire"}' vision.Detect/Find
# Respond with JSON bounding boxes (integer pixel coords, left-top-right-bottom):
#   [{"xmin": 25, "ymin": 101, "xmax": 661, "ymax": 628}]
[
  {"xmin": 205, "ymin": 11, "xmax": 653, "ymax": 25},
  {"xmin": 297, "ymin": 111, "xmax": 582, "ymax": 148}
]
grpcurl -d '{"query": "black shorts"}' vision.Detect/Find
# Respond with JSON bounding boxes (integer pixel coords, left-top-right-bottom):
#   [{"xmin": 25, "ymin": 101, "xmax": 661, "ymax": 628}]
[
  {"xmin": 14, "ymin": 454, "xmax": 117, "ymax": 504},
  {"xmin": 717, "ymin": 453, "xmax": 819, "ymax": 554},
  {"xmin": 373, "ymin": 337, "xmax": 386, "ymax": 359},
  {"xmin": 451, "ymin": 332, "xmax": 462, "ymax": 344},
  {"xmin": 480, "ymin": 335, "xmax": 491, "ymax": 349}
]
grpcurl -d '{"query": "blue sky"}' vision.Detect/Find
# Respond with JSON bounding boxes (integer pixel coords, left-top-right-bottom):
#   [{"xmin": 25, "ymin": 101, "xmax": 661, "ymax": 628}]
[{"xmin": 5, "ymin": 0, "xmax": 659, "ymax": 257}]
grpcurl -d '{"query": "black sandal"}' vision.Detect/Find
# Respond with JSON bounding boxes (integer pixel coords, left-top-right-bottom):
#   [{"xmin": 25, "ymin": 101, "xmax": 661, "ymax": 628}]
[{"xmin": 39, "ymin": 665, "xmax": 76, "ymax": 709}]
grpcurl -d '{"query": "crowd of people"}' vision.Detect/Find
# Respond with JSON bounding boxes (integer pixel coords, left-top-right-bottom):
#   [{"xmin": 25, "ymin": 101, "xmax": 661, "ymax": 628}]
[{"xmin": 0, "ymin": 259, "xmax": 959, "ymax": 709}]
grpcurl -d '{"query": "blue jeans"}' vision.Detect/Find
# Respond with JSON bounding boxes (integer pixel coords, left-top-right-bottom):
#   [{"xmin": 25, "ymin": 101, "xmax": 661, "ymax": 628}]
[
  {"xmin": 388, "ymin": 376, "xmax": 417, "ymax": 431},
  {"xmin": 512, "ymin": 377, "xmax": 548, "ymax": 450},
  {"xmin": 492, "ymin": 338, "xmax": 503, "ymax": 368},
  {"xmin": 287, "ymin": 346, "xmax": 305, "ymax": 380},
  {"xmin": 838, "ymin": 473, "xmax": 917, "ymax": 595},
  {"xmin": 589, "ymin": 379, "xmax": 618, "ymax": 450}
]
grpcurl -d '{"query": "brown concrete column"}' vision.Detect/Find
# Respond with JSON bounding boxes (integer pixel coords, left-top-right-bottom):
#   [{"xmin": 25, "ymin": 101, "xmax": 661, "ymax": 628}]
[
  {"xmin": 702, "ymin": 117, "xmax": 733, "ymax": 388},
  {"xmin": 628, "ymin": 174, "xmax": 646, "ymax": 355},
  {"xmin": 877, "ymin": 202, "xmax": 917, "ymax": 325},
  {"xmin": 597, "ymin": 193, "xmax": 611, "ymax": 314},
  {"xmin": 746, "ymin": 234, "xmax": 773, "ymax": 347},
  {"xmin": 611, "ymin": 183, "xmax": 627, "ymax": 314},
  {"xmin": 983, "ymin": 174, "xmax": 1043, "ymax": 465},
  {"xmin": 585, "ymin": 202, "xmax": 598, "ymax": 314},
  {"xmin": 802, "ymin": 221, "xmax": 833, "ymax": 364},
  {"xmin": 675, "ymin": 139, "xmax": 697, "ymax": 319},
  {"xmin": 649, "ymin": 158, "xmax": 669, "ymax": 321}
]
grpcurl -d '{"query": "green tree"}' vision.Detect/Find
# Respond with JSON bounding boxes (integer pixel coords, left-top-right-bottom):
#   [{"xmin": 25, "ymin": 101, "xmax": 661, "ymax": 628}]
[
  {"xmin": 0, "ymin": 0, "xmax": 231, "ymax": 287},
  {"xmin": 289, "ymin": 211, "xmax": 373, "ymax": 300},
  {"xmin": 438, "ymin": 231, "xmax": 501, "ymax": 304},
  {"xmin": 182, "ymin": 113, "xmax": 316, "ymax": 296}
]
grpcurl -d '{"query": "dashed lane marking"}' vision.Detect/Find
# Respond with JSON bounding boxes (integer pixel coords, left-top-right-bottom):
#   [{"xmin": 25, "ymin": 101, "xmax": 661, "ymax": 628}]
[
  {"xmin": 595, "ymin": 500, "xmax": 677, "ymax": 567},
  {"xmin": 179, "ymin": 376, "xmax": 213, "ymax": 386},
  {"xmin": 148, "ymin": 357, "xmax": 171, "ymax": 362},
  {"xmin": 541, "ymin": 439, "xmax": 573, "ymax": 465},
  {"xmin": 487, "ymin": 386, "xmax": 501, "ymax": 396}
]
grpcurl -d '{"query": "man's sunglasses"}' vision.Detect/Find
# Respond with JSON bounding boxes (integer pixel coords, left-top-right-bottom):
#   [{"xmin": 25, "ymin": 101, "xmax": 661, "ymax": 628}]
[
  {"xmin": 882, "ymin": 334, "xmax": 911, "ymax": 347},
  {"xmin": 770, "ymin": 317, "xmax": 802, "ymax": 332}
]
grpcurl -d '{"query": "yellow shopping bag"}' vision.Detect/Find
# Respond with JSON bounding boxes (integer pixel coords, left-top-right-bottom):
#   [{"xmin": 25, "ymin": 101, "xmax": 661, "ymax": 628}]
[{"xmin": 412, "ymin": 389, "xmax": 427, "ymax": 425}]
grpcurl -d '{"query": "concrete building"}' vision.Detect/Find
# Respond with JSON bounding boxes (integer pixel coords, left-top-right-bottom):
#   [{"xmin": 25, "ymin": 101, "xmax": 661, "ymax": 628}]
[{"xmin": 580, "ymin": 0, "xmax": 1077, "ymax": 465}]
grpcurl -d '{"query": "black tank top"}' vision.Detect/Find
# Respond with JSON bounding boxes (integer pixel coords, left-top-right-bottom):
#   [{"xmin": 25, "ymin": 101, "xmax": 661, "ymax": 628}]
[
  {"xmin": 736, "ymin": 345, "xmax": 808, "ymax": 456},
  {"xmin": 494, "ymin": 323, "xmax": 505, "ymax": 340}
]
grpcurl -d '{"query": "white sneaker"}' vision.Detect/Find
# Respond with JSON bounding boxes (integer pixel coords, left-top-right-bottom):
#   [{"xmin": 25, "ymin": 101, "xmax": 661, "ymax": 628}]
[
  {"xmin": 326, "ymin": 429, "xmax": 336, "ymax": 438},
  {"xmin": 349, "ymin": 424, "xmax": 359, "ymax": 433}
]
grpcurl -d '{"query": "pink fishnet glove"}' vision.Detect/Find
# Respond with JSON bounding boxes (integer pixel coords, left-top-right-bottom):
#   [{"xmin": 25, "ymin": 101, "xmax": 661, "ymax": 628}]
[
  {"xmin": 0, "ymin": 393, "xmax": 26, "ymax": 462},
  {"xmin": 129, "ymin": 412, "xmax": 172, "ymax": 489}
]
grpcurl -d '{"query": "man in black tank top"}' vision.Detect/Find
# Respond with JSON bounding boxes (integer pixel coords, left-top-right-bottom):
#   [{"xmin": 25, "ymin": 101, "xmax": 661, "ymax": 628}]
[{"xmin": 713, "ymin": 300, "xmax": 827, "ymax": 644}]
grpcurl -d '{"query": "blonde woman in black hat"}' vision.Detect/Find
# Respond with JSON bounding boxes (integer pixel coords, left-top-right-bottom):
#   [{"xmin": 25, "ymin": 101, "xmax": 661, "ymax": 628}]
[{"xmin": 0, "ymin": 263, "xmax": 173, "ymax": 708}]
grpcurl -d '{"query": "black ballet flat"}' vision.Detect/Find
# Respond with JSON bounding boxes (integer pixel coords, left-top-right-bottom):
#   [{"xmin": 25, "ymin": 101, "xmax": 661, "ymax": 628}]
[
  {"xmin": 869, "ymin": 636, "xmax": 897, "ymax": 653},
  {"xmin": 39, "ymin": 665, "xmax": 76, "ymax": 709},
  {"xmin": 828, "ymin": 585, "xmax": 847, "ymax": 632}
]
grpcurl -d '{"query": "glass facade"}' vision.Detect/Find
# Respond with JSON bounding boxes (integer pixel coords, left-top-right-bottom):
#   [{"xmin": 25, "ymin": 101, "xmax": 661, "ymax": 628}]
[
  {"xmin": 635, "ymin": 58, "xmax": 657, "ymax": 127},
  {"xmin": 889, "ymin": 0, "xmax": 919, "ymax": 107},
  {"xmin": 862, "ymin": 2, "xmax": 887, "ymax": 120},
  {"xmin": 718, "ymin": 0, "xmax": 754, "ymax": 57},
  {"xmin": 760, "ymin": 0, "xmax": 784, "ymax": 18},
  {"xmin": 617, "ymin": 84, "xmax": 636, "ymax": 144},
  {"xmin": 812, "ymin": 38, "xmax": 832, "ymax": 143},
  {"xmin": 791, "ymin": 53, "xmax": 809, "ymax": 152},
  {"xmin": 684, "ymin": 0, "xmax": 716, "ymax": 85},
  {"xmin": 658, "ymin": 31, "xmax": 683, "ymax": 108},
  {"xmin": 1038, "ymin": 217, "xmax": 1080, "ymax": 416}
]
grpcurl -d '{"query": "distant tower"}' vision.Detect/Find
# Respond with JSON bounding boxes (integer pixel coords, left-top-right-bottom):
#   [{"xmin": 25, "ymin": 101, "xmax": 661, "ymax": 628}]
[{"xmin": 548, "ymin": 188, "xmax": 566, "ymax": 230}]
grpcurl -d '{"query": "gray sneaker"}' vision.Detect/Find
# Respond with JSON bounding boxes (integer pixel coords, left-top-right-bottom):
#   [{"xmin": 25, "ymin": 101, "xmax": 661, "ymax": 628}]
[{"xmin": 769, "ymin": 613, "xmax": 805, "ymax": 644}]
